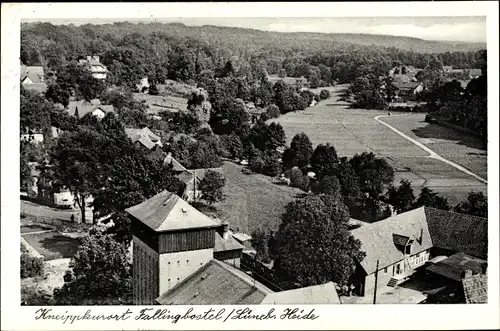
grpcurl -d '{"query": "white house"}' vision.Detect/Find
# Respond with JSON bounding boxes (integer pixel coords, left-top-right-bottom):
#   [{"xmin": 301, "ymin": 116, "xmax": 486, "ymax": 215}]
[{"xmin": 79, "ymin": 56, "xmax": 108, "ymax": 80}]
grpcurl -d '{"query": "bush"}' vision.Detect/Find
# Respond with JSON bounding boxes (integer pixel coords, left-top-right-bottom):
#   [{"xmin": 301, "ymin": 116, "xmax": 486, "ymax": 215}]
[
  {"xmin": 21, "ymin": 253, "xmax": 44, "ymax": 279},
  {"xmin": 287, "ymin": 168, "xmax": 310, "ymax": 192},
  {"xmin": 319, "ymin": 89, "xmax": 331, "ymax": 100},
  {"xmin": 266, "ymin": 104, "xmax": 281, "ymax": 119},
  {"xmin": 220, "ymin": 134, "xmax": 244, "ymax": 160},
  {"xmin": 21, "ymin": 284, "xmax": 52, "ymax": 306},
  {"xmin": 149, "ymin": 84, "xmax": 159, "ymax": 95},
  {"xmin": 249, "ymin": 154, "xmax": 265, "ymax": 173}
]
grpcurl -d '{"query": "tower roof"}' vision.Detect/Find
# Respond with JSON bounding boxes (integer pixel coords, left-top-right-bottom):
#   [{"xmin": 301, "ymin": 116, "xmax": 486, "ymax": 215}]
[{"xmin": 125, "ymin": 190, "xmax": 220, "ymax": 232}]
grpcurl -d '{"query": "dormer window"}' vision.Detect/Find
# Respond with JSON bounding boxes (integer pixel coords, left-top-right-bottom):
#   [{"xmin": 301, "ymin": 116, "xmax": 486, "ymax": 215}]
[{"xmin": 393, "ymin": 234, "xmax": 413, "ymax": 255}]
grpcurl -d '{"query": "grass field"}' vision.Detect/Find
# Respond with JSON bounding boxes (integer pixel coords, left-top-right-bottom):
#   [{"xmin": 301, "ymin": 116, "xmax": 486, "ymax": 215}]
[
  {"xmin": 213, "ymin": 161, "xmax": 304, "ymax": 235},
  {"xmin": 22, "ymin": 231, "xmax": 82, "ymax": 261},
  {"xmin": 271, "ymin": 85, "xmax": 487, "ymax": 206}
]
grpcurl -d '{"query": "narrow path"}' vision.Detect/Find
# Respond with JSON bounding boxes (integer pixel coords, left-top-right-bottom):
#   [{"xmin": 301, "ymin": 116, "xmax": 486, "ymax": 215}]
[{"xmin": 374, "ymin": 115, "xmax": 487, "ymax": 184}]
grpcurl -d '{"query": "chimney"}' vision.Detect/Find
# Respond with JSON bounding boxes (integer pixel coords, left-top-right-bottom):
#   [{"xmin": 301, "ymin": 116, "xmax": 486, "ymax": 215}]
[
  {"xmin": 216, "ymin": 221, "xmax": 229, "ymax": 240},
  {"xmin": 419, "ymin": 228, "xmax": 423, "ymax": 244}
]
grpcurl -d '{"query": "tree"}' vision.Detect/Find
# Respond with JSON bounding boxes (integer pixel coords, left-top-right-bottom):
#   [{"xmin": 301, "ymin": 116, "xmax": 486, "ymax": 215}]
[
  {"xmin": 386, "ymin": 179, "xmax": 415, "ymax": 213},
  {"xmin": 454, "ymin": 191, "xmax": 488, "ymax": 217},
  {"xmin": 21, "ymin": 253, "xmax": 44, "ymax": 279},
  {"xmin": 319, "ymin": 89, "xmax": 331, "ymax": 100},
  {"xmin": 51, "ymin": 128, "xmax": 108, "ymax": 223},
  {"xmin": 219, "ymin": 134, "xmax": 244, "ymax": 160},
  {"xmin": 261, "ymin": 149, "xmax": 282, "ymax": 177},
  {"xmin": 272, "ymin": 194, "xmax": 365, "ymax": 287},
  {"xmin": 187, "ymin": 88, "xmax": 212, "ymax": 124},
  {"xmin": 148, "ymin": 84, "xmax": 159, "ymax": 95},
  {"xmin": 310, "ymin": 143, "xmax": 339, "ymax": 179},
  {"xmin": 313, "ymin": 175, "xmax": 341, "ymax": 199},
  {"xmin": 78, "ymin": 73, "xmax": 106, "ymax": 101},
  {"xmin": 287, "ymin": 167, "xmax": 310, "ymax": 192},
  {"xmin": 414, "ymin": 187, "xmax": 450, "ymax": 211},
  {"xmin": 265, "ymin": 104, "xmax": 281, "ymax": 119},
  {"xmin": 350, "ymin": 152, "xmax": 394, "ymax": 198},
  {"xmin": 45, "ymin": 83, "xmax": 71, "ymax": 107},
  {"xmin": 251, "ymin": 229, "xmax": 271, "ymax": 263},
  {"xmin": 199, "ymin": 170, "xmax": 226, "ymax": 205},
  {"xmin": 53, "ymin": 228, "xmax": 132, "ymax": 305},
  {"xmin": 282, "ymin": 133, "xmax": 313, "ymax": 171},
  {"xmin": 210, "ymin": 98, "xmax": 250, "ymax": 137}
]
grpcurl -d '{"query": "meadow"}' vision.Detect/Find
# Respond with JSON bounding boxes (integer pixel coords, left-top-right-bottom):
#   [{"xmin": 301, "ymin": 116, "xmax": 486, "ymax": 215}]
[{"xmin": 272, "ymin": 85, "xmax": 487, "ymax": 206}]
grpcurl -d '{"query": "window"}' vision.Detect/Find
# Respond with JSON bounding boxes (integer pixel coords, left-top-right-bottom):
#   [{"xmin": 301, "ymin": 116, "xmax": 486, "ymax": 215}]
[
  {"xmin": 396, "ymin": 264, "xmax": 401, "ymax": 274},
  {"xmin": 405, "ymin": 245, "xmax": 411, "ymax": 255},
  {"xmin": 384, "ymin": 267, "xmax": 387, "ymax": 273},
  {"xmin": 186, "ymin": 260, "xmax": 189, "ymax": 263}
]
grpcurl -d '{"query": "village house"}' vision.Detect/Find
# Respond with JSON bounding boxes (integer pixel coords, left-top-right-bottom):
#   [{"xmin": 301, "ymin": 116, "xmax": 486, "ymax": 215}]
[
  {"xmin": 136, "ymin": 77, "xmax": 150, "ymax": 93},
  {"xmin": 393, "ymin": 81, "xmax": 425, "ymax": 101},
  {"xmin": 20, "ymin": 65, "xmax": 48, "ymax": 94},
  {"xmin": 66, "ymin": 99, "xmax": 115, "ymax": 119},
  {"xmin": 78, "ymin": 56, "xmax": 108, "ymax": 80},
  {"xmin": 126, "ymin": 190, "xmax": 342, "ymax": 305},
  {"xmin": 349, "ymin": 207, "xmax": 487, "ymax": 301},
  {"xmin": 163, "ymin": 152, "xmax": 225, "ymax": 203},
  {"xmin": 468, "ymin": 68, "xmax": 482, "ymax": 79}
]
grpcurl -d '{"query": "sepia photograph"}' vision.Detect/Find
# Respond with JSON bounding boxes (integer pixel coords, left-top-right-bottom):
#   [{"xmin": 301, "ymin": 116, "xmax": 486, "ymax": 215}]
[{"xmin": 2, "ymin": 2, "xmax": 499, "ymax": 330}]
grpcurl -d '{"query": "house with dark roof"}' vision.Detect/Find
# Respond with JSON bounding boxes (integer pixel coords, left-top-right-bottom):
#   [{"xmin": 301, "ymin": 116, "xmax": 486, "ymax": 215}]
[
  {"xmin": 21, "ymin": 65, "xmax": 48, "ymax": 94},
  {"xmin": 67, "ymin": 100, "xmax": 115, "ymax": 119},
  {"xmin": 350, "ymin": 207, "xmax": 487, "ymax": 297},
  {"xmin": 125, "ymin": 127, "xmax": 163, "ymax": 150}
]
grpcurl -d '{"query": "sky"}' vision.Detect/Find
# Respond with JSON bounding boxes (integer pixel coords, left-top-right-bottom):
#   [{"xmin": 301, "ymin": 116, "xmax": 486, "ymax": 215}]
[{"xmin": 25, "ymin": 17, "xmax": 486, "ymax": 43}]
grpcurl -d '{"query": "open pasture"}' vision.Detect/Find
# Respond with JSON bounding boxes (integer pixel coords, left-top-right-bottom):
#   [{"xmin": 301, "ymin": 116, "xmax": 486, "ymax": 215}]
[{"xmin": 273, "ymin": 86, "xmax": 487, "ymax": 205}]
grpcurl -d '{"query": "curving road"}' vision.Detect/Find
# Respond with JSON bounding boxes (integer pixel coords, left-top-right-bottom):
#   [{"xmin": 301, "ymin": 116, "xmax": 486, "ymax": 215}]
[{"xmin": 374, "ymin": 115, "xmax": 488, "ymax": 184}]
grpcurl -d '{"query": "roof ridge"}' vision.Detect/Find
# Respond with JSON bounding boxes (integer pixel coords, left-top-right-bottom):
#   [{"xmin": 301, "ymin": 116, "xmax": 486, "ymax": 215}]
[
  {"xmin": 213, "ymin": 259, "xmax": 273, "ymax": 295},
  {"xmin": 424, "ymin": 206, "xmax": 487, "ymax": 220}
]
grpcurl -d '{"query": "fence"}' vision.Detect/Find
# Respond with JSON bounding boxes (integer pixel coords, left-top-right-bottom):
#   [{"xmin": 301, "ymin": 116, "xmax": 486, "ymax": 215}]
[{"xmin": 240, "ymin": 252, "xmax": 298, "ymax": 292}]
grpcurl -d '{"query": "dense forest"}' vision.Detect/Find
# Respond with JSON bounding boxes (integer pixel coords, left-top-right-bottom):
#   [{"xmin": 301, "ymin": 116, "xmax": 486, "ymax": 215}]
[{"xmin": 22, "ymin": 21, "xmax": 486, "ymax": 88}]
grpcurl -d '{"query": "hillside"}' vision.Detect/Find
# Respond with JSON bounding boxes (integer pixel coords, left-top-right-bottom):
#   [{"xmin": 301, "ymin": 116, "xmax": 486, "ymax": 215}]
[{"xmin": 22, "ymin": 21, "xmax": 485, "ymax": 55}]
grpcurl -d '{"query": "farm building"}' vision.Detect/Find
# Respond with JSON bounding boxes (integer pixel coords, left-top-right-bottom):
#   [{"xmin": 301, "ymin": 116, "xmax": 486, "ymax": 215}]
[
  {"xmin": 350, "ymin": 207, "xmax": 487, "ymax": 298},
  {"xmin": 127, "ymin": 190, "xmax": 342, "ymax": 305},
  {"xmin": 67, "ymin": 99, "xmax": 115, "ymax": 119},
  {"xmin": 78, "ymin": 56, "xmax": 108, "ymax": 80}
]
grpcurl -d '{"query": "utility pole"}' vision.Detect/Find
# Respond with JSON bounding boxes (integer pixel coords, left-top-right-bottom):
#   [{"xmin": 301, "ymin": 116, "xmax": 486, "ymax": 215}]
[{"xmin": 373, "ymin": 259, "xmax": 379, "ymax": 304}]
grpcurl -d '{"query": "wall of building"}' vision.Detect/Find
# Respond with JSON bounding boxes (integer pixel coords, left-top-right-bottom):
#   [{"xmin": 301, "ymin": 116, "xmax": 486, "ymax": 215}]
[
  {"xmin": 133, "ymin": 235, "xmax": 160, "ymax": 305},
  {"xmin": 363, "ymin": 249, "xmax": 431, "ymax": 294},
  {"xmin": 91, "ymin": 73, "xmax": 107, "ymax": 80},
  {"xmin": 158, "ymin": 228, "xmax": 215, "ymax": 254},
  {"xmin": 158, "ymin": 248, "xmax": 213, "ymax": 295}
]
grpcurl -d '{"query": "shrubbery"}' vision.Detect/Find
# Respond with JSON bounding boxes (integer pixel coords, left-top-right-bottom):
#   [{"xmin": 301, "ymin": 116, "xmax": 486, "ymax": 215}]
[
  {"xmin": 319, "ymin": 89, "xmax": 331, "ymax": 100},
  {"xmin": 21, "ymin": 253, "xmax": 44, "ymax": 279}
]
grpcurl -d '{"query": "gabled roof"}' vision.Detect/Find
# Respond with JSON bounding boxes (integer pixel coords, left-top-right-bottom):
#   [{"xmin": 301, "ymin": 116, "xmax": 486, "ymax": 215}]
[
  {"xmin": 67, "ymin": 100, "xmax": 113, "ymax": 118},
  {"xmin": 424, "ymin": 208, "xmax": 487, "ymax": 259},
  {"xmin": 125, "ymin": 127, "xmax": 160, "ymax": 150},
  {"xmin": 125, "ymin": 190, "xmax": 220, "ymax": 232},
  {"xmin": 351, "ymin": 207, "xmax": 433, "ymax": 274},
  {"xmin": 426, "ymin": 252, "xmax": 486, "ymax": 282},
  {"xmin": 351, "ymin": 207, "xmax": 488, "ymax": 275},
  {"xmin": 261, "ymin": 282, "xmax": 341, "ymax": 304},
  {"xmin": 468, "ymin": 69, "xmax": 482, "ymax": 77},
  {"xmin": 23, "ymin": 83, "xmax": 48, "ymax": 94},
  {"xmin": 462, "ymin": 272, "xmax": 487, "ymax": 303},
  {"xmin": 214, "ymin": 232, "xmax": 245, "ymax": 253},
  {"xmin": 156, "ymin": 259, "xmax": 272, "ymax": 305},
  {"xmin": 21, "ymin": 66, "xmax": 44, "ymax": 84},
  {"xmin": 164, "ymin": 153, "xmax": 188, "ymax": 172},
  {"xmin": 177, "ymin": 171, "xmax": 195, "ymax": 185}
]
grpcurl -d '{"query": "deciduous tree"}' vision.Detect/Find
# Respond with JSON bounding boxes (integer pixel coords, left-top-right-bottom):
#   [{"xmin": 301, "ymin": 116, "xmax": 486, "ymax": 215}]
[{"xmin": 272, "ymin": 194, "xmax": 365, "ymax": 287}]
